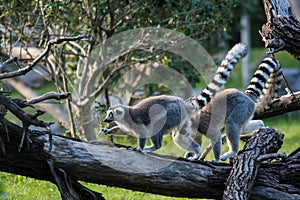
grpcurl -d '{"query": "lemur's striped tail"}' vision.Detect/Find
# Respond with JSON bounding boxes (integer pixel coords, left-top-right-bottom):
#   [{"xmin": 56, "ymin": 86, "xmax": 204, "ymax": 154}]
[
  {"xmin": 255, "ymin": 60, "xmax": 283, "ymax": 112},
  {"xmin": 245, "ymin": 57, "xmax": 282, "ymax": 103},
  {"xmin": 194, "ymin": 43, "xmax": 248, "ymax": 108}
]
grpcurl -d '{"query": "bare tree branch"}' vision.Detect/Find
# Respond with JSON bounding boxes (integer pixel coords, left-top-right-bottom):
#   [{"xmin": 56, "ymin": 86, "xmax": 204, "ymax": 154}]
[
  {"xmin": 0, "ymin": 35, "xmax": 87, "ymax": 80},
  {"xmin": 18, "ymin": 91, "xmax": 71, "ymax": 106},
  {"xmin": 0, "ymin": 57, "xmax": 18, "ymax": 71},
  {"xmin": 254, "ymin": 91, "xmax": 300, "ymax": 119},
  {"xmin": 6, "ymin": 78, "xmax": 70, "ymax": 130}
]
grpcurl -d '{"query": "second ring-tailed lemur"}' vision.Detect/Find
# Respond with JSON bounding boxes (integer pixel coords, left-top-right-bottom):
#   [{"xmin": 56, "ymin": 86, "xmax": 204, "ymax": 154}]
[
  {"xmin": 101, "ymin": 43, "xmax": 248, "ymax": 153},
  {"xmin": 172, "ymin": 57, "xmax": 283, "ymax": 161}
]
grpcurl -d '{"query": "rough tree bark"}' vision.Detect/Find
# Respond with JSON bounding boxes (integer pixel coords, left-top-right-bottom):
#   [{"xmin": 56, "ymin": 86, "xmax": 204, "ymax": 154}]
[
  {"xmin": 254, "ymin": 91, "xmax": 300, "ymax": 119},
  {"xmin": 0, "ymin": 116, "xmax": 299, "ymax": 199},
  {"xmin": 260, "ymin": 0, "xmax": 300, "ymax": 60},
  {"xmin": 222, "ymin": 128, "xmax": 285, "ymax": 199}
]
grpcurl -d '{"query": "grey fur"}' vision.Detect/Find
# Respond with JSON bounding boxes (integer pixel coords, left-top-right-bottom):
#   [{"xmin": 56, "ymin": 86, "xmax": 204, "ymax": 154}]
[
  {"xmin": 101, "ymin": 43, "xmax": 248, "ymax": 153},
  {"xmin": 103, "ymin": 95, "xmax": 192, "ymax": 152},
  {"xmin": 173, "ymin": 57, "xmax": 282, "ymax": 161}
]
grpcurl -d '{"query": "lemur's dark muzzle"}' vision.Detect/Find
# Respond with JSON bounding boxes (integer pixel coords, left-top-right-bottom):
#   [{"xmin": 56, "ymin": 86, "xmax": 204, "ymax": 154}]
[
  {"xmin": 103, "ymin": 117, "xmax": 113, "ymax": 123},
  {"xmin": 104, "ymin": 112, "xmax": 114, "ymax": 123}
]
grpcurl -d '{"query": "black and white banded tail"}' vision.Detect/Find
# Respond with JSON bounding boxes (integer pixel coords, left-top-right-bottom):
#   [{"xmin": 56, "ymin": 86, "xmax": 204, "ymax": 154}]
[
  {"xmin": 245, "ymin": 57, "xmax": 282, "ymax": 102},
  {"xmin": 195, "ymin": 43, "xmax": 248, "ymax": 108},
  {"xmin": 256, "ymin": 59, "xmax": 283, "ymax": 112}
]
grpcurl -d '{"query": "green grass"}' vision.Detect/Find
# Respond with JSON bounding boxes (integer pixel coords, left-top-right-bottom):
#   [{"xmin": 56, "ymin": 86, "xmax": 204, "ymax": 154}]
[
  {"xmin": 0, "ymin": 173, "xmax": 59, "ymax": 200},
  {"xmin": 264, "ymin": 113, "xmax": 300, "ymax": 154},
  {"xmin": 1, "ymin": 48, "xmax": 300, "ymax": 199}
]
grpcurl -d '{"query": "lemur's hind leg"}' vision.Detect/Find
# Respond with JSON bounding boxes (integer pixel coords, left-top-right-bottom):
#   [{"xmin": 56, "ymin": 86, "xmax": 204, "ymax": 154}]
[
  {"xmin": 172, "ymin": 132, "xmax": 201, "ymax": 160},
  {"xmin": 220, "ymin": 119, "xmax": 242, "ymax": 161},
  {"xmin": 242, "ymin": 120, "xmax": 264, "ymax": 134},
  {"xmin": 206, "ymin": 127, "xmax": 222, "ymax": 162},
  {"xmin": 142, "ymin": 131, "xmax": 164, "ymax": 153},
  {"xmin": 137, "ymin": 137, "xmax": 147, "ymax": 152}
]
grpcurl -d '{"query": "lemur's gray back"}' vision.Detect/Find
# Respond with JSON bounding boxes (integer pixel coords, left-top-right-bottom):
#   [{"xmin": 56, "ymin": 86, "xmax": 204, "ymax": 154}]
[{"xmin": 129, "ymin": 95, "xmax": 187, "ymax": 131}]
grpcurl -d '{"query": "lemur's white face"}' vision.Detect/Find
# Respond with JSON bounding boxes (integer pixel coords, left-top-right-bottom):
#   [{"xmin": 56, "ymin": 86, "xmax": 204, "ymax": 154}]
[{"xmin": 104, "ymin": 106, "xmax": 125, "ymax": 123}]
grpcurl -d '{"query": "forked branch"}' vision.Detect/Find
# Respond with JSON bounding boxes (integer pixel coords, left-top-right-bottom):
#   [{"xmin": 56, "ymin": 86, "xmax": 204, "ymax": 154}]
[{"xmin": 0, "ymin": 35, "xmax": 87, "ymax": 80}]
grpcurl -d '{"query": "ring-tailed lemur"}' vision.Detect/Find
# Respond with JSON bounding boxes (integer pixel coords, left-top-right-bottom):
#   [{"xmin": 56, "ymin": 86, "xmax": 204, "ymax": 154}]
[
  {"xmin": 172, "ymin": 57, "xmax": 283, "ymax": 161},
  {"xmin": 101, "ymin": 43, "xmax": 248, "ymax": 153}
]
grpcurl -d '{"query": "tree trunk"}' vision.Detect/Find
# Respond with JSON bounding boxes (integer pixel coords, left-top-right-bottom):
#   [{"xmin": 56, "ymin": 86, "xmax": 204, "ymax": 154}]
[
  {"xmin": 260, "ymin": 0, "xmax": 300, "ymax": 60},
  {"xmin": 241, "ymin": 12, "xmax": 251, "ymax": 87},
  {"xmin": 0, "ymin": 118, "xmax": 299, "ymax": 199}
]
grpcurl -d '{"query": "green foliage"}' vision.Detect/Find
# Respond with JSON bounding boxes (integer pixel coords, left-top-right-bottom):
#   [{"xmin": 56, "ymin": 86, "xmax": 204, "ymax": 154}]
[
  {"xmin": 0, "ymin": 0, "xmax": 239, "ymax": 45},
  {"xmin": 0, "ymin": 179, "xmax": 6, "ymax": 199},
  {"xmin": 0, "ymin": 0, "xmax": 240, "ymax": 97}
]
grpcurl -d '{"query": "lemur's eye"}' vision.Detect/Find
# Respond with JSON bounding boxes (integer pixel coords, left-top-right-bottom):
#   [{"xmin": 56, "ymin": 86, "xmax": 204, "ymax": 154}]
[{"xmin": 109, "ymin": 112, "xmax": 113, "ymax": 118}]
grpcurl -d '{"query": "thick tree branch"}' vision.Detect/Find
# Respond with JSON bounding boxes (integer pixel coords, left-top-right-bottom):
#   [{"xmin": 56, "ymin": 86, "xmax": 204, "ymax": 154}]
[
  {"xmin": 223, "ymin": 128, "xmax": 284, "ymax": 199},
  {"xmin": 261, "ymin": 0, "xmax": 300, "ymax": 59},
  {"xmin": 0, "ymin": 119, "xmax": 299, "ymax": 199},
  {"xmin": 254, "ymin": 91, "xmax": 300, "ymax": 119}
]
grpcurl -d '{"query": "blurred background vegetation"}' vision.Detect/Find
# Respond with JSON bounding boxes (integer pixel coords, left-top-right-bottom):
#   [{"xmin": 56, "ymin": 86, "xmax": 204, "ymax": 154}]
[{"xmin": 0, "ymin": 0, "xmax": 299, "ymax": 199}]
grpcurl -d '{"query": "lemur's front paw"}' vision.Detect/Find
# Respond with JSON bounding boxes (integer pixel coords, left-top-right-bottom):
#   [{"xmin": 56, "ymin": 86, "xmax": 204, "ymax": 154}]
[{"xmin": 98, "ymin": 128, "xmax": 109, "ymax": 135}]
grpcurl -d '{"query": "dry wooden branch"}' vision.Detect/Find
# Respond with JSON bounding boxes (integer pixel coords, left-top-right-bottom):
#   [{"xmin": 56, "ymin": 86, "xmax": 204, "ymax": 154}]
[
  {"xmin": 0, "ymin": 35, "xmax": 87, "ymax": 80},
  {"xmin": 0, "ymin": 92, "xmax": 55, "ymax": 151},
  {"xmin": 12, "ymin": 92, "xmax": 71, "ymax": 109},
  {"xmin": 0, "ymin": 93, "xmax": 52, "ymax": 128},
  {"xmin": 0, "ymin": 57, "xmax": 18, "ymax": 71},
  {"xmin": 0, "ymin": 120, "xmax": 299, "ymax": 199},
  {"xmin": 261, "ymin": 0, "xmax": 300, "ymax": 59},
  {"xmin": 254, "ymin": 91, "xmax": 300, "ymax": 119}
]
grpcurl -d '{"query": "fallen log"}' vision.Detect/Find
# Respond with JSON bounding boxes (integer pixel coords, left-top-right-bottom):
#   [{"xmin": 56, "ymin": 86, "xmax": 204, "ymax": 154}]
[{"xmin": 0, "ymin": 118, "xmax": 299, "ymax": 199}]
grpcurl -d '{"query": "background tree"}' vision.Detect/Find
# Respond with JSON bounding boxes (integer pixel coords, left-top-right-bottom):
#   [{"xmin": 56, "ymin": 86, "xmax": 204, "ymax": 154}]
[
  {"xmin": 0, "ymin": 0, "xmax": 300, "ymax": 199},
  {"xmin": 0, "ymin": 0, "xmax": 239, "ymax": 140}
]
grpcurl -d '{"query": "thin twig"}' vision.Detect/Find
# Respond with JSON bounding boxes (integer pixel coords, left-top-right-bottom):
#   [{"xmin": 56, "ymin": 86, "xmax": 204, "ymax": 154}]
[
  {"xmin": 62, "ymin": 73, "xmax": 78, "ymax": 138},
  {"xmin": 26, "ymin": 92, "xmax": 71, "ymax": 105},
  {"xmin": 0, "ymin": 57, "xmax": 18, "ymax": 71}
]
